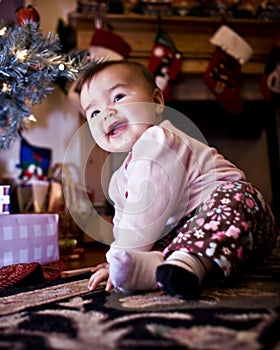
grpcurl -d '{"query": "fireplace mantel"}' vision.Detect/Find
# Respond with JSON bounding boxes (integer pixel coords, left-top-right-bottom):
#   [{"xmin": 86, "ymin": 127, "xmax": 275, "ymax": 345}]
[{"xmin": 68, "ymin": 12, "xmax": 277, "ymax": 75}]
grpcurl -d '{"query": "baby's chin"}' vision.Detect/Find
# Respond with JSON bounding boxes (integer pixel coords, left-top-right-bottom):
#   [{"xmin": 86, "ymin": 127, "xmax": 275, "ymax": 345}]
[
  {"xmin": 98, "ymin": 139, "xmax": 134, "ymax": 153},
  {"xmin": 97, "ymin": 142, "xmax": 131, "ymax": 153}
]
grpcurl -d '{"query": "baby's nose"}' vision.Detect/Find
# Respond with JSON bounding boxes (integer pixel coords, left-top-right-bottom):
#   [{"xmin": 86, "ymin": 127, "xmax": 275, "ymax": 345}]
[{"xmin": 104, "ymin": 108, "xmax": 117, "ymax": 120}]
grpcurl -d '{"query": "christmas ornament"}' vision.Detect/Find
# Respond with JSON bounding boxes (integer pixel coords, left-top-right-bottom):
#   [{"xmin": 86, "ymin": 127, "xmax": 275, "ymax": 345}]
[
  {"xmin": 257, "ymin": 1, "xmax": 280, "ymax": 20},
  {"xmin": 172, "ymin": 0, "xmax": 203, "ymax": 16},
  {"xmin": 0, "ymin": 19, "xmax": 95, "ymax": 150},
  {"xmin": 16, "ymin": 5, "xmax": 40, "ymax": 26},
  {"xmin": 234, "ymin": 0, "xmax": 259, "ymax": 18},
  {"xmin": 148, "ymin": 30, "xmax": 182, "ymax": 101},
  {"xmin": 203, "ymin": 25, "xmax": 253, "ymax": 115}
]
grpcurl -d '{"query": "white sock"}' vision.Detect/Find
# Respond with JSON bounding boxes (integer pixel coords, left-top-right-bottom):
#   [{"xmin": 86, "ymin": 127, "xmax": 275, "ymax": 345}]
[
  {"xmin": 109, "ymin": 250, "xmax": 164, "ymax": 292},
  {"xmin": 163, "ymin": 251, "xmax": 209, "ymax": 284}
]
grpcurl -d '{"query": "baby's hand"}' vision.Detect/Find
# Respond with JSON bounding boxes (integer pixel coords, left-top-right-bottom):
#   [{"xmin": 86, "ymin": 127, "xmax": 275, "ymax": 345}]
[{"xmin": 88, "ymin": 262, "xmax": 113, "ymax": 292}]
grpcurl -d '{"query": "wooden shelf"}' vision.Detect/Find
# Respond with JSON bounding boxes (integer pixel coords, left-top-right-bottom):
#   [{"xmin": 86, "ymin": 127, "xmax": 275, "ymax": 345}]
[{"xmin": 68, "ymin": 12, "xmax": 278, "ymax": 75}]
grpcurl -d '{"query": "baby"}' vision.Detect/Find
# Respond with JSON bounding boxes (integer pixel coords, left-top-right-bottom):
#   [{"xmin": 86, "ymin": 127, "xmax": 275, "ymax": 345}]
[{"xmin": 79, "ymin": 60, "xmax": 276, "ymax": 299}]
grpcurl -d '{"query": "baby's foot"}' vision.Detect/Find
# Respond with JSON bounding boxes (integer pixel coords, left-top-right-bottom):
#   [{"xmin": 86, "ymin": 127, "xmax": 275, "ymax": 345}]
[
  {"xmin": 109, "ymin": 250, "xmax": 163, "ymax": 292},
  {"xmin": 156, "ymin": 251, "xmax": 207, "ymax": 299},
  {"xmin": 156, "ymin": 264, "xmax": 200, "ymax": 299}
]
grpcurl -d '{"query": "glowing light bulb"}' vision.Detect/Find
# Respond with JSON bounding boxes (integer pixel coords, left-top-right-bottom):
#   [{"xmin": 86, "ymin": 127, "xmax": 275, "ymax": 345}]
[
  {"xmin": 58, "ymin": 63, "xmax": 65, "ymax": 71},
  {"xmin": 2, "ymin": 83, "xmax": 11, "ymax": 92},
  {"xmin": 16, "ymin": 49, "xmax": 28, "ymax": 61},
  {"xmin": 28, "ymin": 114, "xmax": 37, "ymax": 122},
  {"xmin": 0, "ymin": 26, "xmax": 7, "ymax": 36}
]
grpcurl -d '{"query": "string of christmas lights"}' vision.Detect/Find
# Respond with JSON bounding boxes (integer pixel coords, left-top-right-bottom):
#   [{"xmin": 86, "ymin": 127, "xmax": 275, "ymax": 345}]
[{"xmin": 0, "ymin": 20, "xmax": 95, "ymax": 150}]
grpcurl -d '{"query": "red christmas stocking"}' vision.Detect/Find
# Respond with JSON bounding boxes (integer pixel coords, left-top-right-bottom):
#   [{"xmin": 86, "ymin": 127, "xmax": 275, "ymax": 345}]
[
  {"xmin": 203, "ymin": 25, "xmax": 253, "ymax": 115},
  {"xmin": 89, "ymin": 28, "xmax": 131, "ymax": 60},
  {"xmin": 148, "ymin": 30, "xmax": 182, "ymax": 101},
  {"xmin": 260, "ymin": 32, "xmax": 280, "ymax": 104}
]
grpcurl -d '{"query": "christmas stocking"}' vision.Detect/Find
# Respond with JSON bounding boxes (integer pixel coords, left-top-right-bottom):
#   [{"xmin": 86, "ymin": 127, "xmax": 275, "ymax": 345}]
[
  {"xmin": 68, "ymin": 28, "xmax": 131, "ymax": 110},
  {"xmin": 203, "ymin": 25, "xmax": 253, "ymax": 115},
  {"xmin": 260, "ymin": 32, "xmax": 280, "ymax": 104},
  {"xmin": 88, "ymin": 28, "xmax": 131, "ymax": 61},
  {"xmin": 148, "ymin": 30, "xmax": 183, "ymax": 101}
]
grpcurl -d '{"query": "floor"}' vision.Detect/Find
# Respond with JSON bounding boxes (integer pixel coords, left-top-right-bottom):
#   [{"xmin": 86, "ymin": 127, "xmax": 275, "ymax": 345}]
[{"xmin": 60, "ymin": 242, "xmax": 108, "ymax": 277}]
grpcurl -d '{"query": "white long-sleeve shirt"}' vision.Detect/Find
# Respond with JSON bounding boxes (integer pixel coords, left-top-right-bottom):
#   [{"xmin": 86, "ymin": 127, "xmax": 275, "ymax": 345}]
[{"xmin": 106, "ymin": 120, "xmax": 245, "ymax": 261}]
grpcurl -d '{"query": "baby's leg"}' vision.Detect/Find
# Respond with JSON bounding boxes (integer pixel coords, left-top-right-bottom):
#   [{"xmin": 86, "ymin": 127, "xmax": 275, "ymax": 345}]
[
  {"xmin": 157, "ymin": 180, "xmax": 276, "ymax": 299},
  {"xmin": 109, "ymin": 250, "xmax": 163, "ymax": 292}
]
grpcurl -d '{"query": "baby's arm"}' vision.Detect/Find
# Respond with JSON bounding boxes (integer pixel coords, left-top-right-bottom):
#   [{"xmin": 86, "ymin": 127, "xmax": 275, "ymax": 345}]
[
  {"xmin": 88, "ymin": 262, "xmax": 113, "ymax": 292},
  {"xmin": 109, "ymin": 139, "xmax": 186, "ymax": 253}
]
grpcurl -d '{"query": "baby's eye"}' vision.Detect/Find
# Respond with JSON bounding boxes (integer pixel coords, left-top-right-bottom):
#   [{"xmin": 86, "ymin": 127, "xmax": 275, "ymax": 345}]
[
  {"xmin": 90, "ymin": 110, "xmax": 100, "ymax": 118},
  {"xmin": 114, "ymin": 94, "xmax": 125, "ymax": 103}
]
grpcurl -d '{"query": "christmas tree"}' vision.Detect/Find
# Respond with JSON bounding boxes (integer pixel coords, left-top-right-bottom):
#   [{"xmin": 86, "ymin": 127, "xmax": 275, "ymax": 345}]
[{"xmin": 0, "ymin": 16, "xmax": 94, "ymax": 150}]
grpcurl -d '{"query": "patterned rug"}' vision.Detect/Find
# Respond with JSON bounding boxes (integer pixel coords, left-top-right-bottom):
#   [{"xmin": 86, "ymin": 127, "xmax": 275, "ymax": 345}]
[{"xmin": 0, "ymin": 239, "xmax": 279, "ymax": 350}]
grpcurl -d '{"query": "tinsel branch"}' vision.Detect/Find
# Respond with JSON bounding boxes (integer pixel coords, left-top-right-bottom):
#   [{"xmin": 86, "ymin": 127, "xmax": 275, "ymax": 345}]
[{"xmin": 0, "ymin": 21, "xmax": 95, "ymax": 150}]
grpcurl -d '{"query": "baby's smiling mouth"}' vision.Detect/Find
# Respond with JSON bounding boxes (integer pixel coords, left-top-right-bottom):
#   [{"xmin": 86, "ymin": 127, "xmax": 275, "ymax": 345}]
[{"xmin": 107, "ymin": 121, "xmax": 128, "ymax": 138}]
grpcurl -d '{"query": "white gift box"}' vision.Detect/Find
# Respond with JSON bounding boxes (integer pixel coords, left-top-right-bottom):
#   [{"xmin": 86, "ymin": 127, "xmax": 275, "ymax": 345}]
[{"xmin": 0, "ymin": 213, "xmax": 59, "ymax": 267}]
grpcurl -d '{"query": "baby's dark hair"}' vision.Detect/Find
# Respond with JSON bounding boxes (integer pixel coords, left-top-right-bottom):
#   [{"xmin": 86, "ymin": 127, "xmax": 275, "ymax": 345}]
[{"xmin": 80, "ymin": 60, "xmax": 158, "ymax": 92}]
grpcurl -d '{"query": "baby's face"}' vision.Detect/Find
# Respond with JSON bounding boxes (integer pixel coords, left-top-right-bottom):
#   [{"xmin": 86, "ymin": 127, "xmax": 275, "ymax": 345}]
[{"xmin": 80, "ymin": 64, "xmax": 164, "ymax": 152}]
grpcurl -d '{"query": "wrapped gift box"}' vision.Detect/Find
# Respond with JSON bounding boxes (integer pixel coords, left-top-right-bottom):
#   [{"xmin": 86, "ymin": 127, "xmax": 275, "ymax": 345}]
[{"xmin": 0, "ymin": 213, "xmax": 59, "ymax": 267}]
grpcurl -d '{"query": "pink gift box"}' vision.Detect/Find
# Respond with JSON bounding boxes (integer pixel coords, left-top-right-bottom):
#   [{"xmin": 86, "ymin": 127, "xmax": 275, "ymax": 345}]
[{"xmin": 0, "ymin": 213, "xmax": 59, "ymax": 267}]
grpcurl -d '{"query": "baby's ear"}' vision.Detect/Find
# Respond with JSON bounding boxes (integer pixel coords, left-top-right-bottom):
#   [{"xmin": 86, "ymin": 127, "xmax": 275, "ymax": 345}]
[
  {"xmin": 155, "ymin": 103, "xmax": 164, "ymax": 115},
  {"xmin": 153, "ymin": 88, "xmax": 164, "ymax": 113}
]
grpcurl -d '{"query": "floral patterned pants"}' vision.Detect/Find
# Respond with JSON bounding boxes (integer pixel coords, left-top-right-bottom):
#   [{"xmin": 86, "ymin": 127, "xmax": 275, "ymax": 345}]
[{"xmin": 160, "ymin": 181, "xmax": 277, "ymax": 278}]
